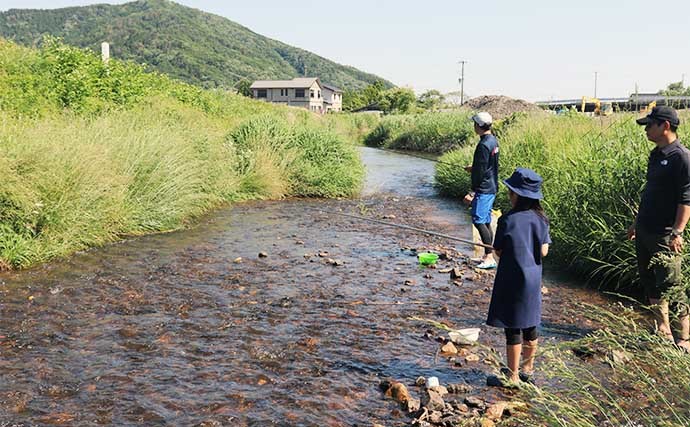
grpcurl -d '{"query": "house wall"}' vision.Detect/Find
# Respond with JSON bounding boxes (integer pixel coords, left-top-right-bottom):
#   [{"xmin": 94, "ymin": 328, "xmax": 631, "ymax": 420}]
[
  {"xmin": 252, "ymin": 81, "xmax": 325, "ymax": 113},
  {"xmin": 323, "ymin": 89, "xmax": 341, "ymax": 112},
  {"xmin": 323, "ymin": 88, "xmax": 343, "ymax": 112}
]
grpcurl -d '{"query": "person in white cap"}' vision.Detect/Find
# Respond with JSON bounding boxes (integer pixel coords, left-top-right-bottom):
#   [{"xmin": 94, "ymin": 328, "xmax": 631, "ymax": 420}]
[{"xmin": 464, "ymin": 111, "xmax": 499, "ymax": 269}]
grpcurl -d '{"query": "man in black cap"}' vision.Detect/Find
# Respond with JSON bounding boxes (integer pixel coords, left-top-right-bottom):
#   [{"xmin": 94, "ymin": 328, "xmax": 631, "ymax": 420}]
[{"xmin": 628, "ymin": 106, "xmax": 690, "ymax": 351}]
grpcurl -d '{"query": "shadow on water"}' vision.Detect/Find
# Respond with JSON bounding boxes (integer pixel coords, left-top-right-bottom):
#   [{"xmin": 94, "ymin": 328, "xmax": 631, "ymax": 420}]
[{"xmin": 0, "ymin": 147, "xmax": 611, "ymax": 426}]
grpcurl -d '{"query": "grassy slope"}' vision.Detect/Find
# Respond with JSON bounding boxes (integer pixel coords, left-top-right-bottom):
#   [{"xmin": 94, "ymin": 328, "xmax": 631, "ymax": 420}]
[{"xmin": 0, "ymin": 38, "xmax": 366, "ymax": 269}]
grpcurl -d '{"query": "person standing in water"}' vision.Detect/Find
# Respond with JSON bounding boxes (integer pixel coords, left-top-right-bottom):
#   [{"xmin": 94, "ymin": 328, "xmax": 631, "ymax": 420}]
[
  {"xmin": 486, "ymin": 168, "xmax": 550, "ymax": 386},
  {"xmin": 464, "ymin": 111, "xmax": 499, "ymax": 269}
]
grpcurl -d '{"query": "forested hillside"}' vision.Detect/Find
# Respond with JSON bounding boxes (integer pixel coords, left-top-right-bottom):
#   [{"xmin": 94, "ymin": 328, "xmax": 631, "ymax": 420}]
[{"xmin": 0, "ymin": 0, "xmax": 392, "ymax": 90}]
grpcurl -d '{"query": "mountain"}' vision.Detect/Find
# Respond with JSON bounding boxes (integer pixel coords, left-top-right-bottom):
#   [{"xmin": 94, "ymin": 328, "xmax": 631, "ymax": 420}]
[{"xmin": 0, "ymin": 0, "xmax": 392, "ymax": 90}]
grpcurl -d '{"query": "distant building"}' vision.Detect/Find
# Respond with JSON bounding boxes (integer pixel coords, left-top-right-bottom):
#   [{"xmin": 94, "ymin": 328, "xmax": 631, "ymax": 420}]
[
  {"xmin": 322, "ymin": 83, "xmax": 343, "ymax": 112},
  {"xmin": 250, "ymin": 77, "xmax": 325, "ymax": 113}
]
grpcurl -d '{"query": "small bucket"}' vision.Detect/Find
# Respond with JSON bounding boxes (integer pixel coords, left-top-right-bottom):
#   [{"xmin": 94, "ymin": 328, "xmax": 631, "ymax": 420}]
[{"xmin": 418, "ymin": 252, "xmax": 439, "ymax": 266}]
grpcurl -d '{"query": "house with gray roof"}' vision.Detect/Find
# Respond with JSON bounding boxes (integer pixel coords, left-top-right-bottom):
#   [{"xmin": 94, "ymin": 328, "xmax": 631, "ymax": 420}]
[{"xmin": 250, "ymin": 77, "xmax": 325, "ymax": 113}]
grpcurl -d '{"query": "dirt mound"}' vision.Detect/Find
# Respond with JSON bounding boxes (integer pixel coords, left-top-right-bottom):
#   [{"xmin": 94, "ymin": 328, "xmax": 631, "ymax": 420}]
[{"xmin": 464, "ymin": 95, "xmax": 542, "ymax": 119}]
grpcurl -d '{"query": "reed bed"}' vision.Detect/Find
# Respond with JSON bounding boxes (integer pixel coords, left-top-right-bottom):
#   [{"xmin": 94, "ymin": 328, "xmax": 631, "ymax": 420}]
[
  {"xmin": 0, "ymin": 38, "xmax": 366, "ymax": 268},
  {"xmin": 518, "ymin": 303, "xmax": 690, "ymax": 427},
  {"xmin": 435, "ymin": 112, "xmax": 690, "ymax": 290}
]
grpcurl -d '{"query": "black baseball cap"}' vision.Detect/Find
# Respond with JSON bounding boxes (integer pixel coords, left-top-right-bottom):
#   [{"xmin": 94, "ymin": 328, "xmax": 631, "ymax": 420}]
[{"xmin": 636, "ymin": 106, "xmax": 680, "ymax": 126}]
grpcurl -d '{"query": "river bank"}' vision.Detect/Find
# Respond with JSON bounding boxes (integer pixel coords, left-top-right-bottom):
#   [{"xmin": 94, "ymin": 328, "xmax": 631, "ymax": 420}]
[{"xmin": 0, "ymin": 148, "xmax": 619, "ymax": 426}]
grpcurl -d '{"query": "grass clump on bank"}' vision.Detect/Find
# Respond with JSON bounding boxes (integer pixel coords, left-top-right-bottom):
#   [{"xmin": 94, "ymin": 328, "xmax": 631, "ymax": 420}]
[
  {"xmin": 0, "ymin": 38, "xmax": 365, "ymax": 269},
  {"xmin": 519, "ymin": 303, "xmax": 690, "ymax": 426},
  {"xmin": 363, "ymin": 112, "xmax": 475, "ymax": 153}
]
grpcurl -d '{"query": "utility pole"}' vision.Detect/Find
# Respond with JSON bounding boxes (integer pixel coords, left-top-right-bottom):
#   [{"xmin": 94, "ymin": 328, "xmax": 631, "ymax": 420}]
[
  {"xmin": 458, "ymin": 60, "xmax": 467, "ymax": 105},
  {"xmin": 594, "ymin": 71, "xmax": 598, "ymax": 98}
]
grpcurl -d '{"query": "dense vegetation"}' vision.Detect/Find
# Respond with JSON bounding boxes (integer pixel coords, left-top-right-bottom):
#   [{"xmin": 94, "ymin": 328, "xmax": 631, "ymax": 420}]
[
  {"xmin": 516, "ymin": 303, "xmax": 690, "ymax": 426},
  {"xmin": 363, "ymin": 112, "xmax": 475, "ymax": 154},
  {"xmin": 435, "ymin": 111, "xmax": 690, "ymax": 291},
  {"xmin": 343, "ymin": 80, "xmax": 417, "ymax": 113},
  {"xmin": 659, "ymin": 81, "xmax": 690, "ymax": 96},
  {"xmin": 0, "ymin": 38, "xmax": 366, "ymax": 269},
  {"xmin": 0, "ymin": 0, "xmax": 392, "ymax": 91}
]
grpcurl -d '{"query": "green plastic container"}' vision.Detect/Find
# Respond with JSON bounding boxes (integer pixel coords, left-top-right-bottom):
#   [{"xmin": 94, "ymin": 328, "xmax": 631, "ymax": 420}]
[{"xmin": 418, "ymin": 252, "xmax": 439, "ymax": 266}]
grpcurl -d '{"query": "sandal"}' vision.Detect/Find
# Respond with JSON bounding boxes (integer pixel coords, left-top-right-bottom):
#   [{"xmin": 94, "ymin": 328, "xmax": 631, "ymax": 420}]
[
  {"xmin": 476, "ymin": 260, "xmax": 497, "ymax": 270},
  {"xmin": 486, "ymin": 374, "xmax": 518, "ymax": 389},
  {"xmin": 500, "ymin": 367, "xmax": 534, "ymax": 384}
]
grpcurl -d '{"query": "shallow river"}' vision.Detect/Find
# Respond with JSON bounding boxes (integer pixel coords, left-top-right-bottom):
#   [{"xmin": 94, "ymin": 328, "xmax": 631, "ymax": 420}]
[{"xmin": 0, "ymin": 148, "xmax": 609, "ymax": 426}]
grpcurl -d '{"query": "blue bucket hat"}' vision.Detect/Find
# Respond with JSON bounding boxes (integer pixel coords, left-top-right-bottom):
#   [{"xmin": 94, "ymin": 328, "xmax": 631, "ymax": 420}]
[{"xmin": 502, "ymin": 167, "xmax": 544, "ymax": 200}]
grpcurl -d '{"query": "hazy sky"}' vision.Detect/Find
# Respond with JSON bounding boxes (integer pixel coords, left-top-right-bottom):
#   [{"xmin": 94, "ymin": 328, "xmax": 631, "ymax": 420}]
[{"xmin": 2, "ymin": 0, "xmax": 689, "ymax": 102}]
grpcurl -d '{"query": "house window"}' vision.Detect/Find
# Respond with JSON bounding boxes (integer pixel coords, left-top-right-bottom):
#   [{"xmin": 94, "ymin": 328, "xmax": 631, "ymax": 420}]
[
  {"xmin": 281, "ymin": 89, "xmax": 288, "ymax": 96},
  {"xmin": 257, "ymin": 89, "xmax": 267, "ymax": 98},
  {"xmin": 295, "ymin": 89, "xmax": 305, "ymax": 98},
  {"xmin": 318, "ymin": 91, "xmax": 321, "ymax": 99},
  {"xmin": 310, "ymin": 90, "xmax": 315, "ymax": 98}
]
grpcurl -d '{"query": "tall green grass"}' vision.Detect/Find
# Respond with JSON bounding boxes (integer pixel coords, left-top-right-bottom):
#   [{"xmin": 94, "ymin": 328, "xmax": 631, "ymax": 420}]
[
  {"xmin": 323, "ymin": 112, "xmax": 380, "ymax": 145},
  {"xmin": 363, "ymin": 112, "xmax": 475, "ymax": 153},
  {"xmin": 0, "ymin": 38, "xmax": 366, "ymax": 269},
  {"xmin": 436, "ymin": 112, "xmax": 668, "ymax": 289},
  {"xmin": 521, "ymin": 304, "xmax": 690, "ymax": 426}
]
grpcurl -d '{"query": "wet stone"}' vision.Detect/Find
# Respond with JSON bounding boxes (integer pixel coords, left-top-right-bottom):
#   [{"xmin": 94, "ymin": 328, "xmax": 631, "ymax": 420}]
[
  {"xmin": 429, "ymin": 385, "xmax": 448, "ymax": 397},
  {"xmin": 485, "ymin": 401, "xmax": 510, "ymax": 421},
  {"xmin": 440, "ymin": 342, "xmax": 458, "ymax": 354},
  {"xmin": 421, "ymin": 389, "xmax": 445, "ymax": 411},
  {"xmin": 429, "ymin": 411, "xmax": 443, "ymax": 423},
  {"xmin": 405, "ymin": 398, "xmax": 420, "ymax": 413},
  {"xmin": 464, "ymin": 396, "xmax": 486, "ymax": 410},
  {"xmin": 447, "ymin": 383, "xmax": 472, "ymax": 394}
]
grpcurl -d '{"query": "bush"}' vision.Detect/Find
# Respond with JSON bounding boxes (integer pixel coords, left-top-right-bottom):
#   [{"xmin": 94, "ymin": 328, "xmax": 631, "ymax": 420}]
[
  {"xmin": 363, "ymin": 112, "xmax": 474, "ymax": 153},
  {"xmin": 436, "ymin": 113, "xmax": 660, "ymax": 289}
]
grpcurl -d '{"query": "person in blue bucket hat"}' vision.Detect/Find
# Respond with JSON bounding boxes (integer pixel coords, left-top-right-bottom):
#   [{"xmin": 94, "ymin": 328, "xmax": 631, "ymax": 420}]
[{"xmin": 485, "ymin": 167, "xmax": 551, "ymax": 387}]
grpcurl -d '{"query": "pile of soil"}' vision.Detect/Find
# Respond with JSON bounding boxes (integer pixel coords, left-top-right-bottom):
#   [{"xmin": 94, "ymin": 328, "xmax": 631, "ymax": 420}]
[{"xmin": 464, "ymin": 95, "xmax": 543, "ymax": 119}]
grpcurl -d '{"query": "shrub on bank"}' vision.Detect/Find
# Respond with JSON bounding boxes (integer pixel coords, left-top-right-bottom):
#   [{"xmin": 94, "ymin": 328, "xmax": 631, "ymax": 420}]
[{"xmin": 363, "ymin": 112, "xmax": 474, "ymax": 153}]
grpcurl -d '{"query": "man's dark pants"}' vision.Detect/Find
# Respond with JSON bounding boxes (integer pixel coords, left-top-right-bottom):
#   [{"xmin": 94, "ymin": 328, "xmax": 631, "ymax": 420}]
[{"xmin": 635, "ymin": 226, "xmax": 687, "ymax": 315}]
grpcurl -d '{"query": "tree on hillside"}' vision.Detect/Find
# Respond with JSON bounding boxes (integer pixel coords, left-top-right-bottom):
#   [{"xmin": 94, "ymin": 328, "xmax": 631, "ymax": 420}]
[
  {"xmin": 417, "ymin": 89, "xmax": 445, "ymax": 110},
  {"xmin": 234, "ymin": 79, "xmax": 253, "ymax": 97},
  {"xmin": 658, "ymin": 81, "xmax": 690, "ymax": 96},
  {"xmin": 380, "ymin": 87, "xmax": 416, "ymax": 113},
  {"xmin": 343, "ymin": 80, "xmax": 386, "ymax": 111}
]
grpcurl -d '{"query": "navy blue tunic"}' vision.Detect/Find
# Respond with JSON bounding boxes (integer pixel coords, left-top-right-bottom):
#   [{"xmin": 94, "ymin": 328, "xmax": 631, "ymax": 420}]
[{"xmin": 486, "ymin": 209, "xmax": 551, "ymax": 329}]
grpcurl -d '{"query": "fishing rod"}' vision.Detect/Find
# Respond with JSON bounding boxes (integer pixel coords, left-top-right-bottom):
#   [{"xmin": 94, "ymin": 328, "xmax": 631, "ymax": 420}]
[{"xmin": 305, "ymin": 206, "xmax": 494, "ymax": 250}]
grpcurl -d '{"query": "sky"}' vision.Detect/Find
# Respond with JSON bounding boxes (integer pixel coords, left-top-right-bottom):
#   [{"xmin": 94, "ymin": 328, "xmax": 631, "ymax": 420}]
[{"xmin": 1, "ymin": 0, "xmax": 689, "ymax": 102}]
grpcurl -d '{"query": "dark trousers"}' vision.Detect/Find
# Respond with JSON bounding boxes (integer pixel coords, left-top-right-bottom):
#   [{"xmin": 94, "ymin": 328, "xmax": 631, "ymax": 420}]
[{"xmin": 635, "ymin": 226, "xmax": 682, "ymax": 301}]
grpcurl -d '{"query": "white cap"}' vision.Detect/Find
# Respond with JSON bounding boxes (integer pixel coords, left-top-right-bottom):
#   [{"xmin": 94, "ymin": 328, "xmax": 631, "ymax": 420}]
[{"xmin": 472, "ymin": 112, "xmax": 493, "ymax": 127}]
